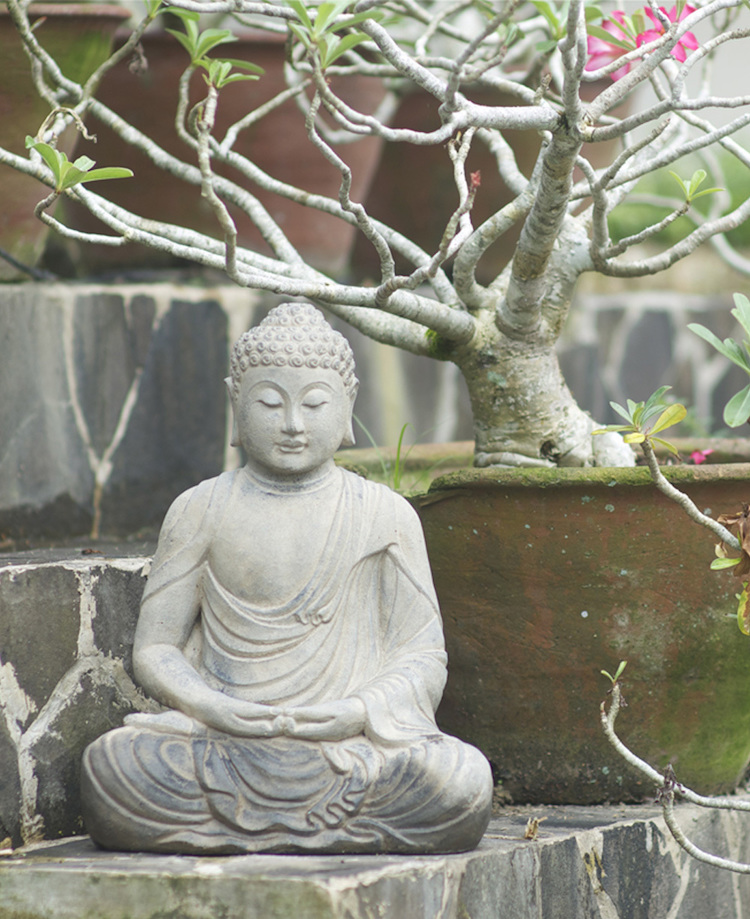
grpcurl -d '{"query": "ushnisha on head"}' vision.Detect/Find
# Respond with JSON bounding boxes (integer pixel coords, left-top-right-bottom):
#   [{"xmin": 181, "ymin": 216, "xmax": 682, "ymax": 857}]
[
  {"xmin": 228, "ymin": 304, "xmax": 360, "ymax": 476},
  {"xmin": 229, "ymin": 303, "xmax": 358, "ymax": 403}
]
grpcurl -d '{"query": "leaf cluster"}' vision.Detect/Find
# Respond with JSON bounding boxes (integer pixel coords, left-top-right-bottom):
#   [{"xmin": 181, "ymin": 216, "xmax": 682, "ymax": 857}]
[
  {"xmin": 593, "ymin": 386, "xmax": 686, "ymax": 454},
  {"xmin": 286, "ymin": 0, "xmax": 385, "ymax": 70},
  {"xmin": 166, "ymin": 9, "xmax": 263, "ymax": 89},
  {"xmin": 601, "ymin": 660, "xmax": 627, "ymax": 686},
  {"xmin": 532, "ymin": 1, "xmax": 602, "ymax": 53},
  {"xmin": 669, "ymin": 168, "xmax": 722, "ymax": 204},
  {"xmin": 689, "ymin": 293, "xmax": 750, "ymax": 428},
  {"xmin": 25, "ymin": 137, "xmax": 132, "ymax": 193}
]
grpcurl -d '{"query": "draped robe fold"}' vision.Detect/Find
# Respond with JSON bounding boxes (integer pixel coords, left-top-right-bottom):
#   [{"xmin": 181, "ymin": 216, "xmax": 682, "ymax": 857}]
[{"xmin": 82, "ymin": 468, "xmax": 492, "ymax": 854}]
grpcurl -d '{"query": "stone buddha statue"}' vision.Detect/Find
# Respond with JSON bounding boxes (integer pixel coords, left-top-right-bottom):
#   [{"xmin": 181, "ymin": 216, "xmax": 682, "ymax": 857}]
[{"xmin": 81, "ymin": 303, "xmax": 492, "ymax": 855}]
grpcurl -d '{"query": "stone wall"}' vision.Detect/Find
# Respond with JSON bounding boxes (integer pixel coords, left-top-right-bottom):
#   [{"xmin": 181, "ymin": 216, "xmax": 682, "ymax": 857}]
[{"xmin": 0, "ymin": 549, "xmax": 151, "ymax": 848}]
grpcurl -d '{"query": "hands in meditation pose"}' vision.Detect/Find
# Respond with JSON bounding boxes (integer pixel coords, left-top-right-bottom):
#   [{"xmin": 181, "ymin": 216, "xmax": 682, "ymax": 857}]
[{"xmin": 81, "ymin": 303, "xmax": 493, "ymax": 854}]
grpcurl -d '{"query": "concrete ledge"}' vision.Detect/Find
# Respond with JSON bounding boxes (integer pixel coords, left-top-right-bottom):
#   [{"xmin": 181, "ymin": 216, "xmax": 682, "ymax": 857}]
[{"xmin": 2, "ymin": 804, "xmax": 750, "ymax": 918}]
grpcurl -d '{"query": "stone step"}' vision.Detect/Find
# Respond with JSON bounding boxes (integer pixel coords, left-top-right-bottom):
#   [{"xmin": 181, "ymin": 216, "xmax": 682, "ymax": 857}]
[{"xmin": 1, "ymin": 804, "xmax": 750, "ymax": 918}]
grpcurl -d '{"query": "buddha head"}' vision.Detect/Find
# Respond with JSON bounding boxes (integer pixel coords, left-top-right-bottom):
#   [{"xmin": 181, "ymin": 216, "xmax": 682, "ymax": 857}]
[{"xmin": 228, "ymin": 303, "xmax": 359, "ymax": 478}]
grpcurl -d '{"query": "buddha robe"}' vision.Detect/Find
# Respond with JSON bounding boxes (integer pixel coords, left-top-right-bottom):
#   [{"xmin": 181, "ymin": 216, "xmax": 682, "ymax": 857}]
[{"xmin": 81, "ymin": 468, "xmax": 492, "ymax": 854}]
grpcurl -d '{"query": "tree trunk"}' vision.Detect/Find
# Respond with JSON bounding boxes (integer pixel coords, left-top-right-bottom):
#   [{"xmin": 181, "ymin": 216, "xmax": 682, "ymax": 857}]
[{"xmin": 452, "ymin": 310, "xmax": 633, "ymax": 468}]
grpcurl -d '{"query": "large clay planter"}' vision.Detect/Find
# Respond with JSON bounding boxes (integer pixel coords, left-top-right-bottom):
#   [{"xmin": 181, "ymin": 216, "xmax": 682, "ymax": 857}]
[
  {"xmin": 65, "ymin": 30, "xmax": 385, "ymax": 277},
  {"xmin": 0, "ymin": 3, "xmax": 131, "ymax": 280},
  {"xmin": 411, "ymin": 458, "xmax": 750, "ymax": 804}
]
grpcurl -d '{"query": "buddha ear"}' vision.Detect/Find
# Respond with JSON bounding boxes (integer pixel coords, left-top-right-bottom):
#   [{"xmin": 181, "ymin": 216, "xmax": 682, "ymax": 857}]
[
  {"xmin": 225, "ymin": 377, "xmax": 240, "ymax": 448},
  {"xmin": 340, "ymin": 382, "xmax": 359, "ymax": 448}
]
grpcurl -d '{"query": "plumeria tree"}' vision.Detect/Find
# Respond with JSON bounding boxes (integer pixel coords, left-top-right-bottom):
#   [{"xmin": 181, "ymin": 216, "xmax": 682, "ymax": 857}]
[{"xmin": 3, "ymin": 0, "xmax": 750, "ymax": 467}]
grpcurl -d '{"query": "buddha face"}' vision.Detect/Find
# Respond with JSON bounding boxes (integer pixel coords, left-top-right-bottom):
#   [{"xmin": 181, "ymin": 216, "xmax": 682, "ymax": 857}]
[{"xmin": 233, "ymin": 365, "xmax": 355, "ymax": 478}]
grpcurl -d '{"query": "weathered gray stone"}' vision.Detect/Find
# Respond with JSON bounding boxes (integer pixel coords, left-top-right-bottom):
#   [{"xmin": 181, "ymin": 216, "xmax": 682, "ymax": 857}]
[
  {"xmin": 0, "ymin": 718, "xmax": 21, "ymax": 847},
  {"xmin": 0, "ymin": 564, "xmax": 80, "ymax": 712},
  {"xmin": 100, "ymin": 295, "xmax": 229, "ymax": 535},
  {"xmin": 0, "ymin": 287, "xmax": 93, "ymax": 539},
  {"xmin": 0, "ymin": 284, "xmax": 235, "ymax": 542},
  {"xmin": 90, "ymin": 565, "xmax": 148, "ymax": 678},
  {"xmin": 1, "ymin": 805, "xmax": 750, "ymax": 918},
  {"xmin": 0, "ymin": 554, "xmax": 151, "ymax": 847},
  {"xmin": 30, "ymin": 662, "xmax": 145, "ymax": 841}
]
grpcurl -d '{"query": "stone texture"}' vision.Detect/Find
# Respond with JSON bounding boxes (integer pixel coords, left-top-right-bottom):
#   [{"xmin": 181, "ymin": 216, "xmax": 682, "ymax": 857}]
[
  {"xmin": 2, "ymin": 804, "xmax": 750, "ymax": 918},
  {"xmin": 30, "ymin": 661, "xmax": 146, "ymax": 841},
  {"xmin": 0, "ymin": 717, "xmax": 21, "ymax": 847},
  {"xmin": 0, "ymin": 564, "xmax": 80, "ymax": 712},
  {"xmin": 0, "ymin": 287, "xmax": 93, "ymax": 539},
  {"xmin": 90, "ymin": 564, "xmax": 148, "ymax": 678},
  {"xmin": 0, "ymin": 284, "xmax": 237, "ymax": 543},
  {"xmin": 0, "ymin": 554, "xmax": 151, "ymax": 847}
]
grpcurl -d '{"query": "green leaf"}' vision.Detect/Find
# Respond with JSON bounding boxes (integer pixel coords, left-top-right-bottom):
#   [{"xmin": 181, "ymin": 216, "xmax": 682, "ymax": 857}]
[
  {"xmin": 732, "ymin": 293, "xmax": 750, "ymax": 338},
  {"xmin": 29, "ymin": 140, "xmax": 64, "ymax": 185},
  {"xmin": 72, "ymin": 154, "xmax": 96, "ymax": 172},
  {"xmin": 724, "ymin": 383, "xmax": 750, "ymax": 428},
  {"xmin": 651, "ymin": 436, "xmax": 680, "ymax": 455},
  {"xmin": 61, "ymin": 165, "xmax": 133, "ymax": 190},
  {"xmin": 609, "ymin": 402, "xmax": 633, "ymax": 424},
  {"xmin": 288, "ymin": 0, "xmax": 313, "ymax": 31},
  {"xmin": 321, "ymin": 31, "xmax": 369, "ymax": 66},
  {"xmin": 535, "ymin": 39, "xmax": 558, "ymax": 53},
  {"xmin": 166, "ymin": 7, "xmax": 200, "ymax": 24},
  {"xmin": 688, "ymin": 322, "xmax": 750, "ymax": 370},
  {"xmin": 738, "ymin": 582, "xmax": 750, "ymax": 636},
  {"xmin": 649, "ymin": 402, "xmax": 687, "ymax": 436},
  {"xmin": 609, "ymin": 401, "xmax": 633, "ymax": 424},
  {"xmin": 217, "ymin": 58, "xmax": 264, "ymax": 76},
  {"xmin": 195, "ymin": 29, "xmax": 237, "ymax": 60},
  {"xmin": 288, "ymin": 21, "xmax": 312, "ymax": 49},
  {"xmin": 687, "ymin": 168, "xmax": 707, "ymax": 198},
  {"xmin": 592, "ymin": 425, "xmax": 632, "ymax": 435},
  {"xmin": 623, "ymin": 431, "xmax": 645, "ymax": 444},
  {"xmin": 586, "ymin": 23, "xmax": 633, "ymax": 51},
  {"xmin": 711, "ymin": 557, "xmax": 741, "ymax": 570},
  {"xmin": 690, "ymin": 186, "xmax": 723, "ymax": 201},
  {"xmin": 601, "ymin": 660, "xmax": 627, "ymax": 684},
  {"xmin": 531, "ymin": 0, "xmax": 561, "ymax": 34},
  {"xmin": 669, "ymin": 170, "xmax": 689, "ymax": 198}
]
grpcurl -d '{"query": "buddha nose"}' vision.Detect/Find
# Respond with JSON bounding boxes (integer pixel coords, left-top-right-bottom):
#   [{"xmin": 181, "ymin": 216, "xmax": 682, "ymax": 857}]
[{"xmin": 282, "ymin": 403, "xmax": 305, "ymax": 435}]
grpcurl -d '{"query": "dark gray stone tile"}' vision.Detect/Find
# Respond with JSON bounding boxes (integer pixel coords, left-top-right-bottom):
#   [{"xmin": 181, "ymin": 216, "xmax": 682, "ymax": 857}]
[
  {"xmin": 0, "ymin": 565, "xmax": 79, "ymax": 712},
  {"xmin": 91, "ymin": 565, "xmax": 148, "ymax": 678},
  {"xmin": 30, "ymin": 665, "xmax": 142, "ymax": 840},
  {"xmin": 0, "ymin": 717, "xmax": 21, "ymax": 848},
  {"xmin": 100, "ymin": 297, "xmax": 228, "ymax": 535}
]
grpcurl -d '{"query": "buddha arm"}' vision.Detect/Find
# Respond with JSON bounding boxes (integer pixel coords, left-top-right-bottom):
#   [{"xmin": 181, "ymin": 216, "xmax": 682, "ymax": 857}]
[{"xmin": 133, "ymin": 478, "xmax": 281, "ymax": 737}]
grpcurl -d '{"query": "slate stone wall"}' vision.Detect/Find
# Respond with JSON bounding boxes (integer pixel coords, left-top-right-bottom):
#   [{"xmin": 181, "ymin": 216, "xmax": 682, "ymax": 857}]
[{"xmin": 0, "ymin": 550, "xmax": 152, "ymax": 848}]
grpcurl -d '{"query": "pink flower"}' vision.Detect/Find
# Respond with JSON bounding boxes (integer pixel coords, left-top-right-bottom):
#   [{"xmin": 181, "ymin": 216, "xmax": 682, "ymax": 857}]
[
  {"xmin": 586, "ymin": 5, "xmax": 699, "ymax": 81},
  {"xmin": 585, "ymin": 11, "xmax": 636, "ymax": 81},
  {"xmin": 690, "ymin": 448, "xmax": 714, "ymax": 465},
  {"xmin": 637, "ymin": 5, "xmax": 699, "ymax": 63}
]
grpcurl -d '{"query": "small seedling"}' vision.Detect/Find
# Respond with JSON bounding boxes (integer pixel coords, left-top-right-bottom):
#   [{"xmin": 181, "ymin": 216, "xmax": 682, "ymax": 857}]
[
  {"xmin": 601, "ymin": 660, "xmax": 627, "ymax": 686},
  {"xmin": 593, "ymin": 386, "xmax": 686, "ymax": 453}
]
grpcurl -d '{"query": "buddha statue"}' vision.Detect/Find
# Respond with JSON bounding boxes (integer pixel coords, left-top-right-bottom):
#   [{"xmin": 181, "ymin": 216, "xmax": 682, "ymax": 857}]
[{"xmin": 81, "ymin": 303, "xmax": 493, "ymax": 855}]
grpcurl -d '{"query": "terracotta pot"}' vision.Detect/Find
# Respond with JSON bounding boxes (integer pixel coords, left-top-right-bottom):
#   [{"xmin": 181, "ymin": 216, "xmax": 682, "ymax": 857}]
[
  {"xmin": 65, "ymin": 30, "xmax": 385, "ymax": 277},
  {"xmin": 411, "ymin": 458, "xmax": 750, "ymax": 804},
  {"xmin": 0, "ymin": 3, "xmax": 131, "ymax": 280}
]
